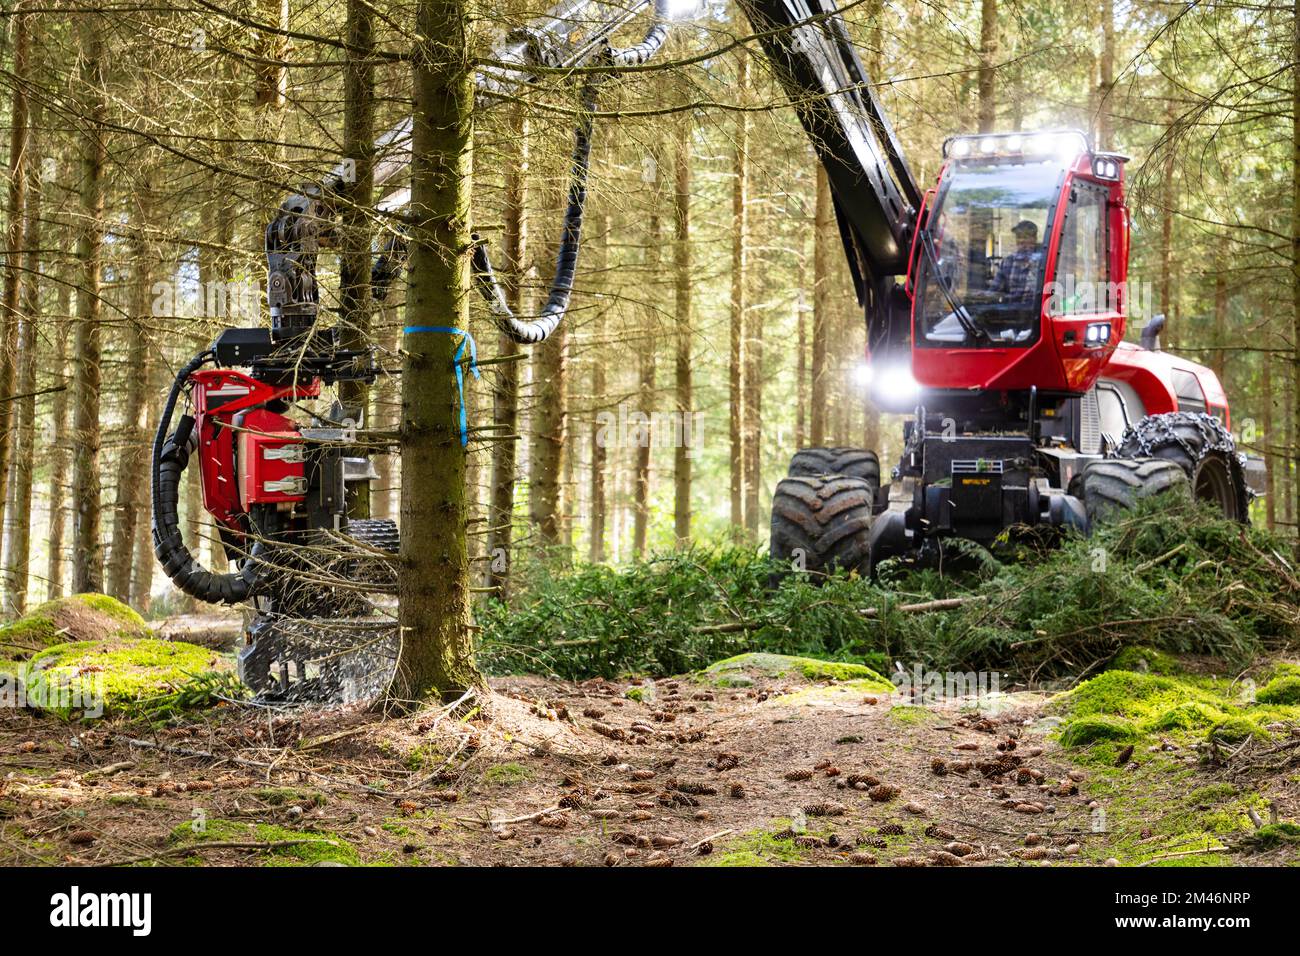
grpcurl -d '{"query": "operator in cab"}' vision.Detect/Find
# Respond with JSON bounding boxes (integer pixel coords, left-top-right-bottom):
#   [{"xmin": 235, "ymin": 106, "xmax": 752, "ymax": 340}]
[{"xmin": 988, "ymin": 219, "xmax": 1043, "ymax": 300}]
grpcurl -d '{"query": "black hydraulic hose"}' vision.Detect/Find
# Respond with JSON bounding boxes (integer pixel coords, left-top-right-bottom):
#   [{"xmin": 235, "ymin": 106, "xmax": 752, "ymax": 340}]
[
  {"xmin": 609, "ymin": 20, "xmax": 669, "ymax": 66},
  {"xmin": 150, "ymin": 350, "xmax": 261, "ymax": 605},
  {"xmin": 471, "ymin": 84, "xmax": 598, "ymax": 345}
]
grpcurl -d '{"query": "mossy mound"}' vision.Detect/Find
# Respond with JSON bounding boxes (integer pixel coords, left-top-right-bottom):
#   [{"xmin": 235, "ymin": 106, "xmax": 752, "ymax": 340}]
[
  {"xmin": 0, "ymin": 593, "xmax": 148, "ymax": 659},
  {"xmin": 1052, "ymin": 667, "xmax": 1299, "ymax": 749},
  {"xmin": 167, "ymin": 818, "xmax": 358, "ymax": 866},
  {"xmin": 699, "ymin": 652, "xmax": 892, "ymax": 690},
  {"xmin": 1256, "ymin": 674, "xmax": 1300, "ymax": 706},
  {"xmin": 1108, "ymin": 645, "xmax": 1183, "ymax": 676},
  {"xmin": 1059, "ymin": 715, "xmax": 1141, "ymax": 747},
  {"xmin": 21, "ymin": 637, "xmax": 224, "ymax": 717}
]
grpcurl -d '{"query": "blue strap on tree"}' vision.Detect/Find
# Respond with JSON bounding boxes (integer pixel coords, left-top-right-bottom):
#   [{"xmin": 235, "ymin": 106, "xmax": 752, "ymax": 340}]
[{"xmin": 402, "ymin": 325, "xmax": 480, "ymax": 447}]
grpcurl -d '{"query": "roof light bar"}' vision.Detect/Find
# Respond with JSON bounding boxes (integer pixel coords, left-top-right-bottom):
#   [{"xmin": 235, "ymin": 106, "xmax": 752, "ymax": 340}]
[{"xmin": 943, "ymin": 129, "xmax": 1090, "ymax": 165}]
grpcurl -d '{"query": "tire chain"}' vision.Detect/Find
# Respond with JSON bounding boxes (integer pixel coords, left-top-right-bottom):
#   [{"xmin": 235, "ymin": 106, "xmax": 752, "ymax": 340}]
[{"xmin": 1115, "ymin": 411, "xmax": 1254, "ymax": 502}]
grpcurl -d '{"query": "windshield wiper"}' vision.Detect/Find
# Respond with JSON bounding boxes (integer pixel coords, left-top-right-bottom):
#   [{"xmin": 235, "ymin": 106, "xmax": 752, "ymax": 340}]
[{"xmin": 919, "ymin": 231, "xmax": 989, "ymax": 343}]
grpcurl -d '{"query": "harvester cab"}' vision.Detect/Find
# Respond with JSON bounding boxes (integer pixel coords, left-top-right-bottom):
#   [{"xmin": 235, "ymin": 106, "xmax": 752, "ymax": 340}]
[{"xmin": 768, "ymin": 116, "xmax": 1251, "ymax": 576}]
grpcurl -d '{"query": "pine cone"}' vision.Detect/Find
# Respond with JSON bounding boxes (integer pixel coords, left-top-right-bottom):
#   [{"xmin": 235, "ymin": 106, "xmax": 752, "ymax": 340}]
[
  {"xmin": 784, "ymin": 768, "xmax": 814, "ymax": 782},
  {"xmin": 848, "ymin": 852, "xmax": 877, "ymax": 865},
  {"xmin": 591, "ymin": 722, "xmax": 627, "ymax": 742},
  {"xmin": 803, "ymin": 801, "xmax": 849, "ymax": 817},
  {"xmin": 858, "ymin": 835, "xmax": 887, "ymax": 849},
  {"xmin": 669, "ymin": 778, "xmax": 717, "ymax": 796},
  {"xmin": 868, "ymin": 784, "xmax": 899, "ymax": 802},
  {"xmin": 793, "ymin": 835, "xmax": 827, "ymax": 848},
  {"xmin": 536, "ymin": 813, "xmax": 568, "ymax": 829},
  {"xmin": 583, "ymin": 707, "xmax": 606, "ymax": 719},
  {"xmin": 945, "ymin": 841, "xmax": 976, "ymax": 856},
  {"xmin": 930, "ymin": 758, "xmax": 948, "ymax": 776},
  {"xmin": 928, "ymin": 850, "xmax": 965, "ymax": 867},
  {"xmin": 892, "ymin": 856, "xmax": 928, "ymax": 867},
  {"xmin": 878, "ymin": 823, "xmax": 905, "ymax": 836},
  {"xmin": 847, "ymin": 772, "xmax": 881, "ymax": 789},
  {"xmin": 729, "ymin": 782, "xmax": 747, "ymax": 799},
  {"xmin": 611, "ymin": 831, "xmax": 651, "ymax": 847},
  {"xmin": 924, "ymin": 823, "xmax": 955, "ymax": 840},
  {"xmin": 713, "ymin": 752, "xmax": 741, "ymax": 771},
  {"xmin": 697, "ymin": 841, "xmax": 714, "ymax": 855}
]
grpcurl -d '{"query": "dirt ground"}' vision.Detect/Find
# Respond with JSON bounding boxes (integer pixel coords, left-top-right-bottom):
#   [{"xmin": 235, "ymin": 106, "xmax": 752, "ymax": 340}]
[{"xmin": 2, "ymin": 658, "xmax": 1298, "ymax": 867}]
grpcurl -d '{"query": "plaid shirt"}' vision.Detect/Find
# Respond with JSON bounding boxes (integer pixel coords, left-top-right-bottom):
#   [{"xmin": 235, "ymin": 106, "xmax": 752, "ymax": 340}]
[{"xmin": 989, "ymin": 248, "xmax": 1042, "ymax": 299}]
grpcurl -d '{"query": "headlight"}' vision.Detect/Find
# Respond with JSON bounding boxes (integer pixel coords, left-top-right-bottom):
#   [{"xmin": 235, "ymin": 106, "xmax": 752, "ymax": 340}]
[
  {"xmin": 1084, "ymin": 322, "xmax": 1111, "ymax": 345},
  {"xmin": 874, "ymin": 365, "xmax": 921, "ymax": 403}
]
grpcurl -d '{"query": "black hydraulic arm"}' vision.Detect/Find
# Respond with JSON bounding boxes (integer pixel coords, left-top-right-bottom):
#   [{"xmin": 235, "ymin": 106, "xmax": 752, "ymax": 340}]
[{"xmin": 736, "ymin": 0, "xmax": 920, "ymax": 298}]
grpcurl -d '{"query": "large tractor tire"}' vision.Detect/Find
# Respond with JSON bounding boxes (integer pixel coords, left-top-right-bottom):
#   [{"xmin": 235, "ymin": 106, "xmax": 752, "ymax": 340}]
[
  {"xmin": 769, "ymin": 474, "xmax": 875, "ymax": 578},
  {"xmin": 1077, "ymin": 457, "xmax": 1190, "ymax": 524},
  {"xmin": 1116, "ymin": 412, "xmax": 1250, "ymax": 522},
  {"xmin": 787, "ymin": 447, "xmax": 881, "ymax": 490}
]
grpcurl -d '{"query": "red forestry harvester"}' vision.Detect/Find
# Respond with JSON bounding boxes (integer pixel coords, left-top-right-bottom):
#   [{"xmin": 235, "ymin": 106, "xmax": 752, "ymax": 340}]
[{"xmin": 150, "ymin": 0, "xmax": 1252, "ymax": 702}]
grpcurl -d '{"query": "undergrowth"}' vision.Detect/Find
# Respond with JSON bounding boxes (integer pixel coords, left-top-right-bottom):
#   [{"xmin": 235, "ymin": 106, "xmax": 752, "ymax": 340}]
[{"xmin": 477, "ymin": 495, "xmax": 1300, "ymax": 681}]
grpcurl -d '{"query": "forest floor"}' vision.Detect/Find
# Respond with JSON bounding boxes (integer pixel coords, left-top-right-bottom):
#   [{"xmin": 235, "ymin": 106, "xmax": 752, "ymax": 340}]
[{"xmin": 2, "ymin": 646, "xmax": 1298, "ymax": 867}]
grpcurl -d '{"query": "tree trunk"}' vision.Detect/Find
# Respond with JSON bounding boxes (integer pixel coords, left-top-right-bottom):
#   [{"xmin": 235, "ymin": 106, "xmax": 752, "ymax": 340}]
[
  {"xmin": 45, "ymin": 278, "xmax": 71, "ymax": 601},
  {"xmin": 1264, "ymin": 340, "xmax": 1276, "ymax": 530},
  {"xmin": 486, "ymin": 107, "xmax": 527, "ymax": 591},
  {"xmin": 528, "ymin": 322, "xmax": 567, "ymax": 550},
  {"xmin": 729, "ymin": 49, "xmax": 749, "ymax": 531},
  {"xmin": 633, "ymin": 167, "xmax": 661, "ymax": 558},
  {"xmin": 587, "ymin": 207, "xmax": 607, "ymax": 563},
  {"xmin": 339, "ymin": 0, "xmax": 376, "ymax": 518},
  {"xmin": 1211, "ymin": 273, "xmax": 1227, "ymax": 382},
  {"xmin": 0, "ymin": 4, "xmax": 31, "ymax": 541},
  {"xmin": 811, "ymin": 165, "xmax": 832, "ymax": 446},
  {"xmin": 673, "ymin": 109, "xmax": 692, "ymax": 547},
  {"xmin": 3, "ymin": 93, "xmax": 39, "ymax": 615},
  {"xmin": 1097, "ymin": 0, "xmax": 1115, "ymax": 149},
  {"xmin": 70, "ymin": 20, "xmax": 108, "ymax": 594},
  {"xmin": 1292, "ymin": 0, "xmax": 1300, "ymax": 531},
  {"xmin": 978, "ymin": 0, "xmax": 998, "ymax": 133},
  {"xmin": 795, "ymin": 281, "xmax": 807, "ymax": 449},
  {"xmin": 1160, "ymin": 99, "xmax": 1178, "ymax": 349},
  {"xmin": 390, "ymin": 0, "xmax": 484, "ymax": 705},
  {"xmin": 106, "ymin": 179, "xmax": 157, "ymax": 603}
]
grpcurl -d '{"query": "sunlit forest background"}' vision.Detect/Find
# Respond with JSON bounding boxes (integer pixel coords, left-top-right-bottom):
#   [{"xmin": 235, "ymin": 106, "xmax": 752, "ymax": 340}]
[{"xmin": 0, "ymin": 0, "xmax": 1293, "ymax": 618}]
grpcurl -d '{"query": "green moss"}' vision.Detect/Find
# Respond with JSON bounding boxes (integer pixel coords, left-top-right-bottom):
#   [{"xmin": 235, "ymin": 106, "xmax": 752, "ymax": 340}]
[
  {"xmin": 484, "ymin": 763, "xmax": 533, "ymax": 785},
  {"xmin": 1186, "ymin": 783, "xmax": 1237, "ymax": 805},
  {"xmin": 22, "ymin": 638, "xmax": 223, "ymax": 717},
  {"xmin": 1051, "ymin": 667, "xmax": 1296, "ymax": 751},
  {"xmin": 1059, "ymin": 715, "xmax": 1141, "ymax": 747},
  {"xmin": 702, "ymin": 824, "xmax": 813, "ymax": 867},
  {"xmin": 700, "ymin": 653, "xmax": 891, "ymax": 691},
  {"xmin": 1144, "ymin": 701, "xmax": 1230, "ymax": 732},
  {"xmin": 1109, "ymin": 646, "xmax": 1183, "ymax": 676},
  {"xmin": 1256, "ymin": 675, "xmax": 1300, "ymax": 705},
  {"xmin": 888, "ymin": 704, "xmax": 939, "ymax": 725},
  {"xmin": 1205, "ymin": 716, "xmax": 1266, "ymax": 743},
  {"xmin": 167, "ymin": 818, "xmax": 358, "ymax": 866},
  {"xmin": 624, "ymin": 687, "xmax": 645, "ymax": 702},
  {"xmin": 1248, "ymin": 822, "xmax": 1300, "ymax": 850},
  {"xmin": 0, "ymin": 593, "xmax": 149, "ymax": 659}
]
